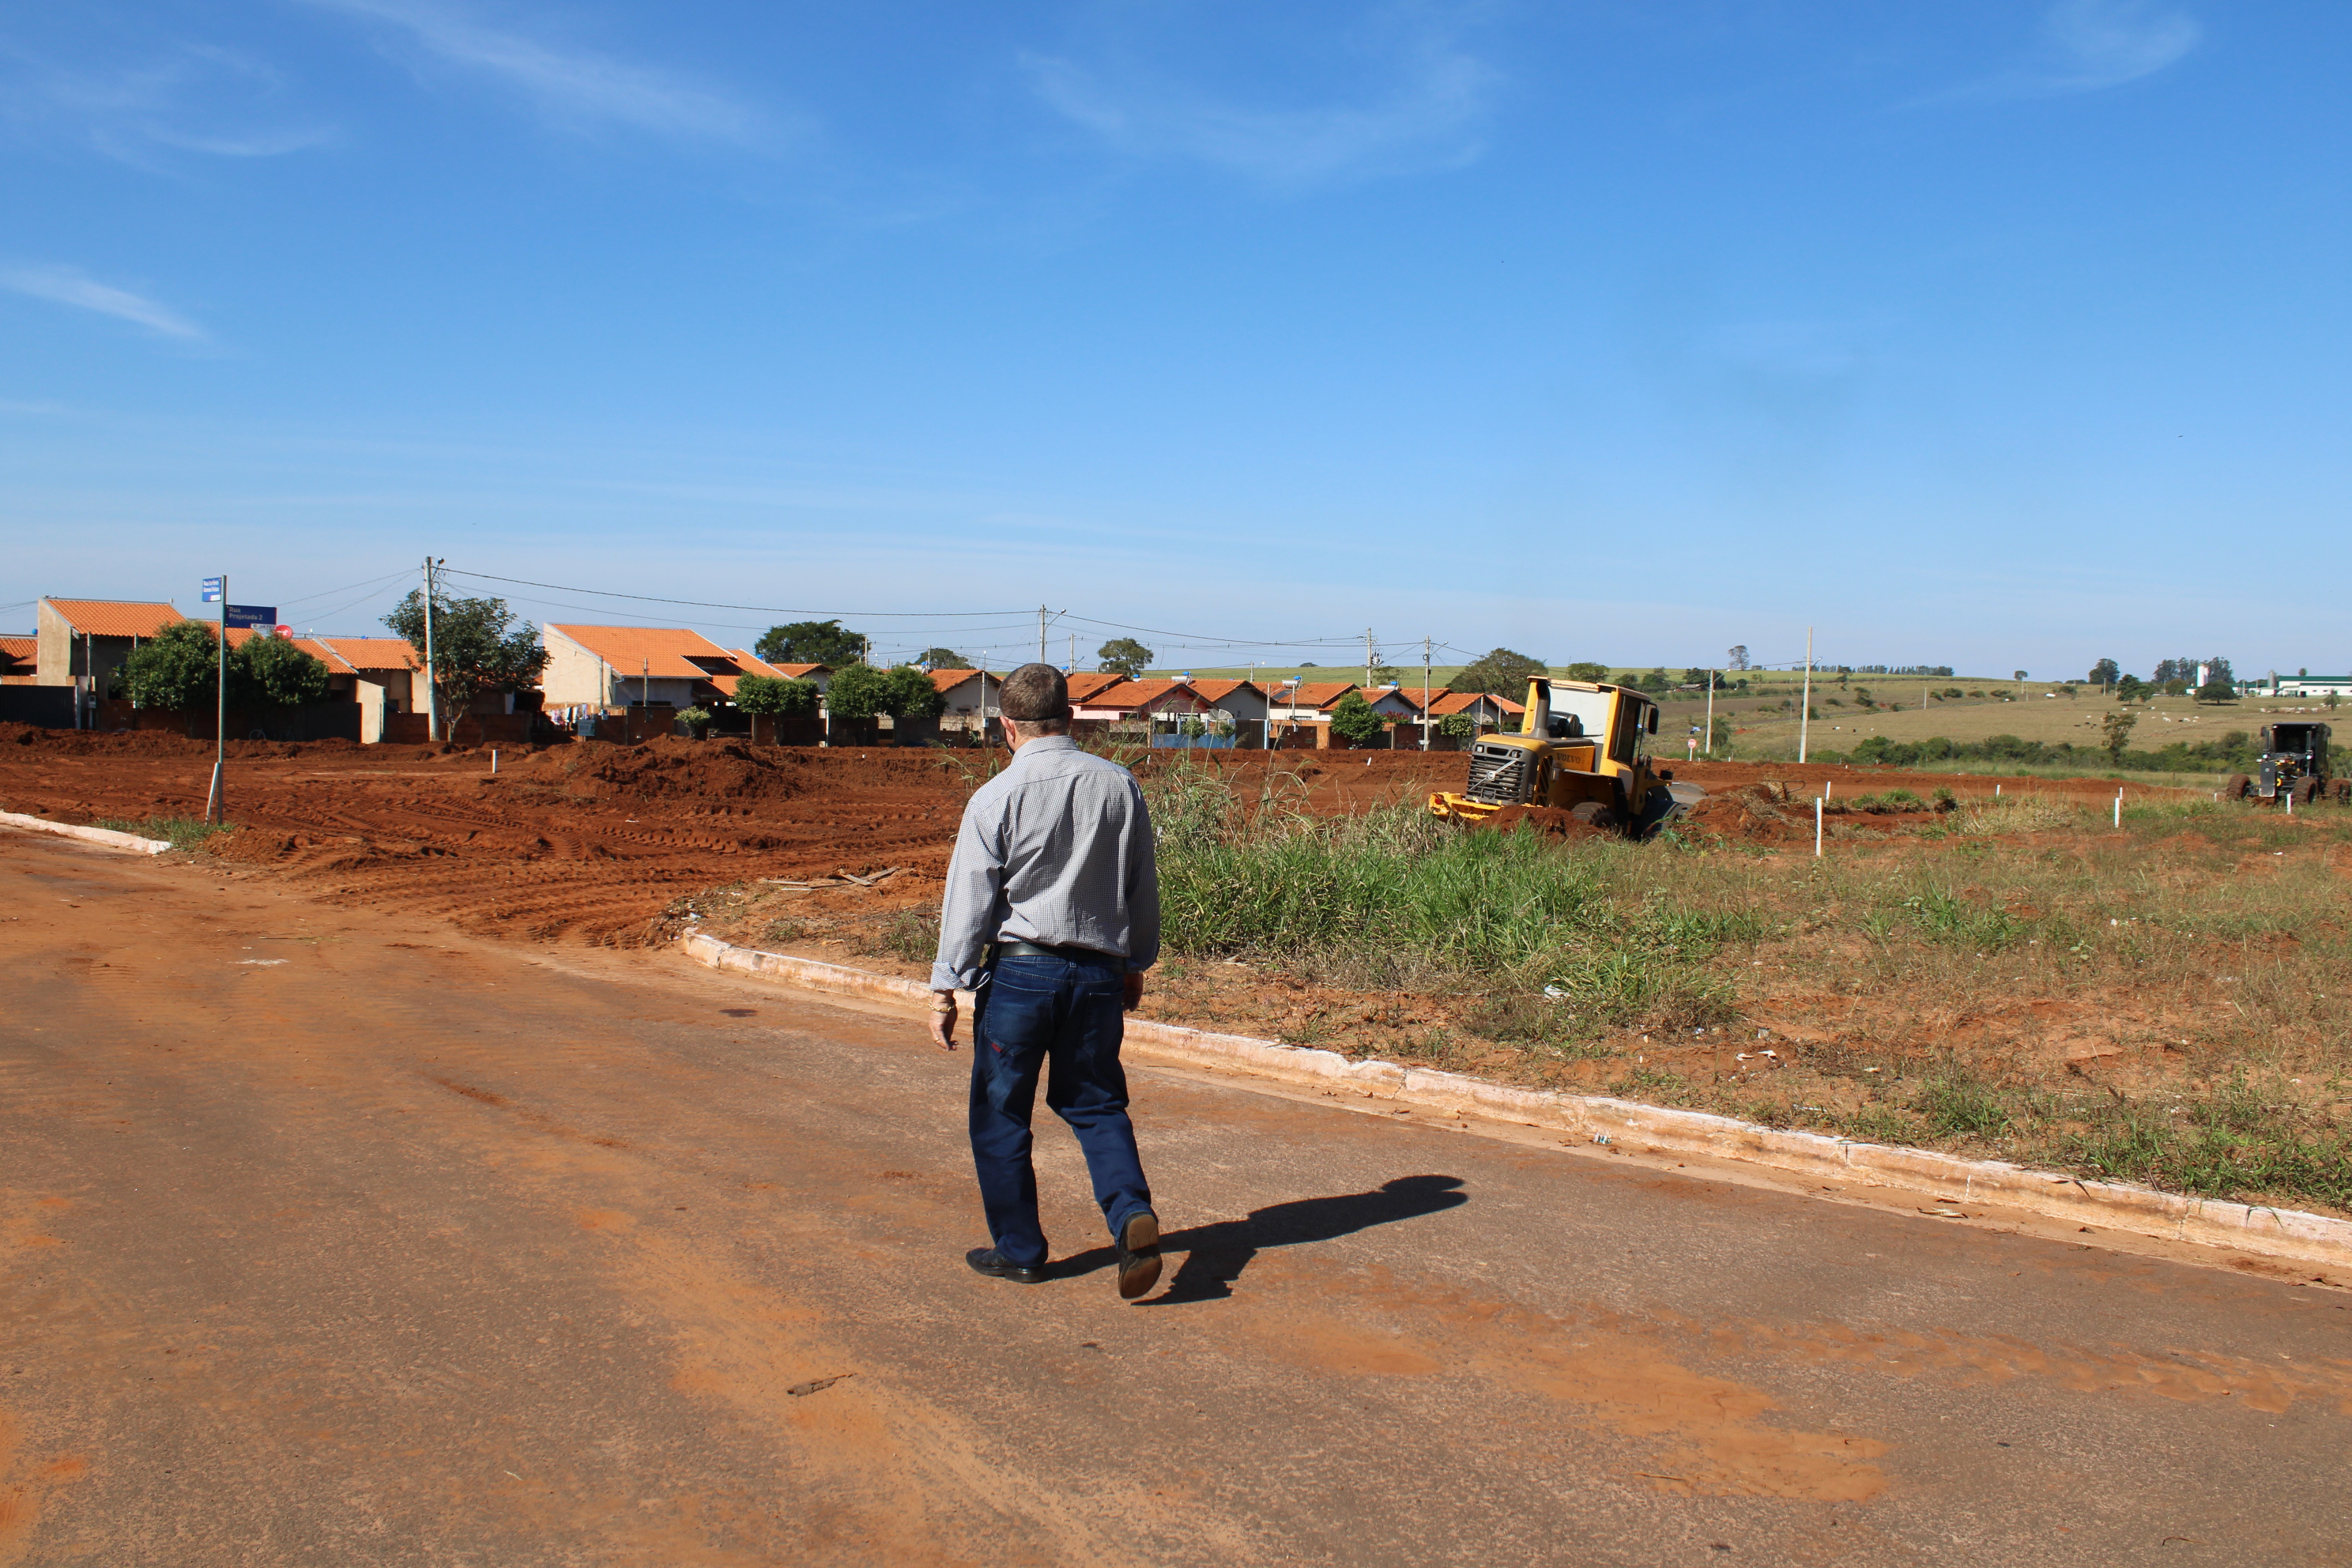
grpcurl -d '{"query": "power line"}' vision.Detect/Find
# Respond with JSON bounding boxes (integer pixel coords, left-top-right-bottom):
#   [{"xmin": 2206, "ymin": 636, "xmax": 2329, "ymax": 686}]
[
  {"xmin": 278, "ymin": 568, "xmax": 416, "ymax": 609},
  {"xmin": 438, "ymin": 567, "xmax": 1031, "ymax": 620}
]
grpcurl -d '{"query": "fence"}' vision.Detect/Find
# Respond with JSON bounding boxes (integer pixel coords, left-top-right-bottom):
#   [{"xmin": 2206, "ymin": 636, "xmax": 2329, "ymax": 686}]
[
  {"xmin": 0, "ymin": 687, "xmax": 74, "ymax": 729},
  {"xmin": 92, "ymin": 699, "xmax": 364, "ymax": 743}
]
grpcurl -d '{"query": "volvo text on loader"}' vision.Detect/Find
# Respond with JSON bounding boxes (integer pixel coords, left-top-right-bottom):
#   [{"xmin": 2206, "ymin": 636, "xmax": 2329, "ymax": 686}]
[{"xmin": 1427, "ymin": 677, "xmax": 1687, "ymax": 837}]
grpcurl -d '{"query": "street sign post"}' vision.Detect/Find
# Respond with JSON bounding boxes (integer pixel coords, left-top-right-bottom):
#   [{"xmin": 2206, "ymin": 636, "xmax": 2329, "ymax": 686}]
[{"xmin": 201, "ymin": 575, "xmax": 226, "ymax": 823}]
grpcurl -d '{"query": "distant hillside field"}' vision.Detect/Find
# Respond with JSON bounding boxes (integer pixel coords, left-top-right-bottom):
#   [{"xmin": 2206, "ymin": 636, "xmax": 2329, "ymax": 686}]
[{"xmin": 1724, "ymin": 691, "xmax": 2333, "ymax": 757}]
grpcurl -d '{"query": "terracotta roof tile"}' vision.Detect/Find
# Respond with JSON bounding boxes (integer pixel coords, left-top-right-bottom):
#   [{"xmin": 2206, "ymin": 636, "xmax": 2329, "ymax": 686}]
[
  {"xmin": 1265, "ymin": 680, "xmax": 1359, "ymax": 710},
  {"xmin": 42, "ymin": 599, "xmax": 183, "ymax": 638},
  {"xmin": 1063, "ymin": 672, "xmax": 1126, "ymax": 703},
  {"xmin": 1081, "ymin": 678, "xmax": 1211, "ymax": 711},
  {"xmin": 308, "ymin": 636, "xmax": 422, "ymax": 673},
  {"xmin": 929, "ymin": 667, "xmax": 989, "ymax": 692},
  {"xmin": 548, "ymin": 624, "xmax": 741, "ymax": 681}
]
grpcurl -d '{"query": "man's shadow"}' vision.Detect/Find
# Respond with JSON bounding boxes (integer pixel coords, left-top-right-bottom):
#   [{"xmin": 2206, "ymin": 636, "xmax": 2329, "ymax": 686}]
[{"xmin": 1058, "ymin": 1174, "xmax": 1468, "ymax": 1304}]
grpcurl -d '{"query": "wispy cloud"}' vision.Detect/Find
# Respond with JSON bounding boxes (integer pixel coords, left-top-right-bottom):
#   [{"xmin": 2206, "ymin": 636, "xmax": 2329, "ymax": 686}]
[
  {"xmin": 2038, "ymin": 0, "xmax": 2200, "ymax": 90},
  {"xmin": 1932, "ymin": 0, "xmax": 2199, "ymax": 101},
  {"xmin": 1, "ymin": 40, "xmax": 337, "ymax": 167},
  {"xmin": 1022, "ymin": 28, "xmax": 1496, "ymax": 187},
  {"xmin": 303, "ymin": 0, "xmax": 778, "ymax": 147},
  {"xmin": 0, "ymin": 265, "xmax": 205, "ymax": 340}
]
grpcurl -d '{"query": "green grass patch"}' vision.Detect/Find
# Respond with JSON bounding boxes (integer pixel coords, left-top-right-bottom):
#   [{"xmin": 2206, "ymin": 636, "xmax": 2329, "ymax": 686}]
[{"xmin": 94, "ymin": 815, "xmax": 229, "ymax": 850}]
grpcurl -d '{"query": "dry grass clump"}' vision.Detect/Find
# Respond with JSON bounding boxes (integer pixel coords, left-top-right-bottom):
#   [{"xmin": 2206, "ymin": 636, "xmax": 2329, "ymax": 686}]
[{"xmin": 1152, "ymin": 767, "xmax": 2352, "ymax": 1211}]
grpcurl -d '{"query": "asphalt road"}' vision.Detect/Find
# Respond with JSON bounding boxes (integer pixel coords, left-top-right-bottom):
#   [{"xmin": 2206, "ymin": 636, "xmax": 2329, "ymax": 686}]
[{"xmin": 2, "ymin": 828, "xmax": 2346, "ymax": 1566}]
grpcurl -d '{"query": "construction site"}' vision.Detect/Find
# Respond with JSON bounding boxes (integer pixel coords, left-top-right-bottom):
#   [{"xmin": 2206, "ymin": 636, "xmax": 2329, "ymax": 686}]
[{"xmin": 7, "ymin": 718, "xmax": 2343, "ymax": 1218}]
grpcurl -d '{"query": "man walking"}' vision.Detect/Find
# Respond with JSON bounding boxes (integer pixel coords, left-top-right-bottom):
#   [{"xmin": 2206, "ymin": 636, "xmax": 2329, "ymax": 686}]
[{"xmin": 929, "ymin": 663, "xmax": 1163, "ymax": 1299}]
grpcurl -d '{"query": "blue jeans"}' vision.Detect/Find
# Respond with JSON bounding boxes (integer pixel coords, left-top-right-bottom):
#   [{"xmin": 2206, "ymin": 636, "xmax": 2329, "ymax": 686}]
[{"xmin": 968, "ymin": 952, "xmax": 1154, "ymax": 1269}]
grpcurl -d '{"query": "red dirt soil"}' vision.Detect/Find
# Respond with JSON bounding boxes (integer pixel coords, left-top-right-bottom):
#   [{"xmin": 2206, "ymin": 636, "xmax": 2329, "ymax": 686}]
[{"xmin": 0, "ymin": 727, "xmax": 2193, "ymax": 945}]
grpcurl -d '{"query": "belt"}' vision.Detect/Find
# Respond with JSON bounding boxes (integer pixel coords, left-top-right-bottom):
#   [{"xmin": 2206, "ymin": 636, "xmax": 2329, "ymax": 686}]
[{"xmin": 990, "ymin": 940, "xmax": 1122, "ymax": 963}]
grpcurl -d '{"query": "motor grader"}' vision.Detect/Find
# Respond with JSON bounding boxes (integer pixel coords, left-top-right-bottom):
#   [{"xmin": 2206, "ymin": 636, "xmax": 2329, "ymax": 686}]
[
  {"xmin": 2226, "ymin": 722, "xmax": 2343, "ymax": 805},
  {"xmin": 1427, "ymin": 677, "xmax": 1689, "ymax": 837}
]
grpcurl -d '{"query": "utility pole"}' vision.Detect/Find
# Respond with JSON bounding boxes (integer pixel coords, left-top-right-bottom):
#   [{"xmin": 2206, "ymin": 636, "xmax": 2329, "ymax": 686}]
[
  {"xmin": 1705, "ymin": 669, "xmax": 1716, "ymax": 755},
  {"xmin": 1798, "ymin": 626, "xmax": 1814, "ymax": 765},
  {"xmin": 1364, "ymin": 628, "xmax": 1378, "ymax": 689},
  {"xmin": 1038, "ymin": 606, "xmax": 1048, "ymax": 662},
  {"xmin": 421, "ymin": 556, "xmax": 440, "ymax": 743},
  {"xmin": 1422, "ymin": 635, "xmax": 1432, "ymax": 752},
  {"xmin": 202, "ymin": 573, "xmax": 226, "ymax": 823}
]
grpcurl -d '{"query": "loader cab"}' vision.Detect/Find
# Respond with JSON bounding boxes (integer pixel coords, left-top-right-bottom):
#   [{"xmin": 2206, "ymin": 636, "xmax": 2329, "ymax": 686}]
[{"xmin": 1525, "ymin": 680, "xmax": 1657, "ymax": 767}]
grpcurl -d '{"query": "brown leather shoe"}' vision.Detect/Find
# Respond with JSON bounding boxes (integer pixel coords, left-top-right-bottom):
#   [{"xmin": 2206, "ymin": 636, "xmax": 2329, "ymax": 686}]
[{"xmin": 1114, "ymin": 1211, "xmax": 1160, "ymax": 1299}]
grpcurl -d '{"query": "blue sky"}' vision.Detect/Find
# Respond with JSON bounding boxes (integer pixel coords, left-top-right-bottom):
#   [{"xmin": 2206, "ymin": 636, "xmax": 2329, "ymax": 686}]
[{"xmin": 3, "ymin": 2, "xmax": 2344, "ymax": 678}]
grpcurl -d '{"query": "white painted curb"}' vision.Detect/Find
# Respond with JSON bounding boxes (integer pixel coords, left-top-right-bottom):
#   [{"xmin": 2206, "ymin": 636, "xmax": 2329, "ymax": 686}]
[
  {"xmin": 680, "ymin": 931, "xmax": 2352, "ymax": 1272},
  {"xmin": 0, "ymin": 811, "xmax": 173, "ymax": 855}
]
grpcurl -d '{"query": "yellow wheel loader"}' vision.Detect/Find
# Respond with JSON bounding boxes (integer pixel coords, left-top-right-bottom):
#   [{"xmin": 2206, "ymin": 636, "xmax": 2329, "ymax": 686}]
[{"xmin": 1427, "ymin": 678, "xmax": 1691, "ymax": 838}]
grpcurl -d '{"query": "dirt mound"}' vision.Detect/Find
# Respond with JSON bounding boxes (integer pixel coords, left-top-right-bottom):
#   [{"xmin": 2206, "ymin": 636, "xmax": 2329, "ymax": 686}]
[
  {"xmin": 1682, "ymin": 784, "xmax": 1808, "ymax": 842},
  {"xmin": 564, "ymin": 737, "xmax": 819, "ymax": 804},
  {"xmin": 1468, "ymin": 804, "xmax": 1612, "ymax": 842},
  {"xmin": 0, "ymin": 723, "xmax": 371, "ymax": 760}
]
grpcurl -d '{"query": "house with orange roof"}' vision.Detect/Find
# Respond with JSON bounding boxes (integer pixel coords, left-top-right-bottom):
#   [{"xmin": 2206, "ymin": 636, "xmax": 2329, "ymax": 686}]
[
  {"xmin": 1185, "ymin": 678, "xmax": 1268, "ymax": 726},
  {"xmin": 541, "ymin": 624, "xmax": 773, "ymax": 712},
  {"xmin": 1070, "ymin": 677, "xmax": 1216, "ymax": 722},
  {"xmin": 0, "ymin": 635, "xmax": 36, "ymax": 686},
  {"xmin": 747, "ymin": 657, "xmax": 831, "ymax": 693},
  {"xmin": 1423, "ymin": 688, "xmax": 1518, "ymax": 744},
  {"xmin": 1062, "ymin": 671, "xmax": 1127, "ymax": 708},
  {"xmin": 35, "ymin": 597, "xmax": 186, "ymax": 727},
  {"xmin": 1260, "ymin": 678, "xmax": 1366, "ymax": 749},
  {"xmin": 36, "ymin": 597, "xmax": 184, "ymax": 687},
  {"xmin": 927, "ymin": 667, "xmax": 1001, "ymax": 740},
  {"xmin": 222, "ymin": 628, "xmax": 427, "ymax": 741}
]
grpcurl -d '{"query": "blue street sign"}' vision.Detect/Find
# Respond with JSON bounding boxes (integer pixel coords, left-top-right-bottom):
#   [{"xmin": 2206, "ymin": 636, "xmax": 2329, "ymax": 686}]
[
  {"xmin": 200, "ymin": 577, "xmax": 224, "ymax": 602},
  {"xmin": 224, "ymin": 605, "xmax": 278, "ymax": 631}
]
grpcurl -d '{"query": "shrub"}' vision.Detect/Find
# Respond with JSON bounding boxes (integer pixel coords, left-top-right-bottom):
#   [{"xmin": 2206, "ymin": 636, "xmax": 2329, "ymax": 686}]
[
  {"xmin": 883, "ymin": 664, "xmax": 946, "ymax": 718},
  {"xmin": 118, "ymin": 620, "xmax": 224, "ymax": 710},
  {"xmin": 118, "ymin": 622, "xmax": 330, "ymax": 711},
  {"xmin": 241, "ymin": 635, "xmax": 330, "ymax": 708},
  {"xmin": 734, "ymin": 673, "xmax": 820, "ymax": 716},
  {"xmin": 824, "ymin": 665, "xmax": 890, "ymax": 720},
  {"xmin": 1329, "ymin": 691, "xmax": 1386, "ymax": 745}
]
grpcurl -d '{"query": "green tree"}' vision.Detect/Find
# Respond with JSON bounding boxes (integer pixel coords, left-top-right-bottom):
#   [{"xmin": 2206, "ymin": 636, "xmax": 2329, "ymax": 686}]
[
  {"xmin": 384, "ymin": 590, "xmax": 548, "ymax": 739},
  {"xmin": 733, "ymin": 674, "xmax": 820, "ymax": 716},
  {"xmin": 1456, "ymin": 647, "xmax": 1548, "ymax": 695},
  {"xmin": 755, "ymin": 619, "xmax": 865, "ymax": 666},
  {"xmin": 1437, "ymin": 712, "xmax": 1478, "ymax": 740},
  {"xmin": 118, "ymin": 622, "xmax": 329, "ymax": 712},
  {"xmin": 2089, "ymin": 657, "xmax": 2120, "ymax": 688},
  {"xmin": 2114, "ymin": 674, "xmax": 2150, "ymax": 703},
  {"xmin": 916, "ymin": 647, "xmax": 972, "ymax": 669},
  {"xmin": 825, "ymin": 663, "xmax": 943, "ymax": 721},
  {"xmin": 1097, "ymin": 637, "xmax": 1153, "ymax": 677},
  {"xmin": 241, "ymin": 634, "xmax": 330, "ymax": 708},
  {"xmin": 2195, "ymin": 680, "xmax": 2237, "ymax": 705},
  {"xmin": 2101, "ymin": 710, "xmax": 2139, "ymax": 762},
  {"xmin": 1559, "ymin": 661, "xmax": 1609, "ymax": 682},
  {"xmin": 824, "ymin": 663, "xmax": 891, "ymax": 721},
  {"xmin": 1329, "ymin": 690, "xmax": 1386, "ymax": 745},
  {"xmin": 883, "ymin": 664, "xmax": 946, "ymax": 718},
  {"xmin": 117, "ymin": 620, "xmax": 224, "ymax": 710}
]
